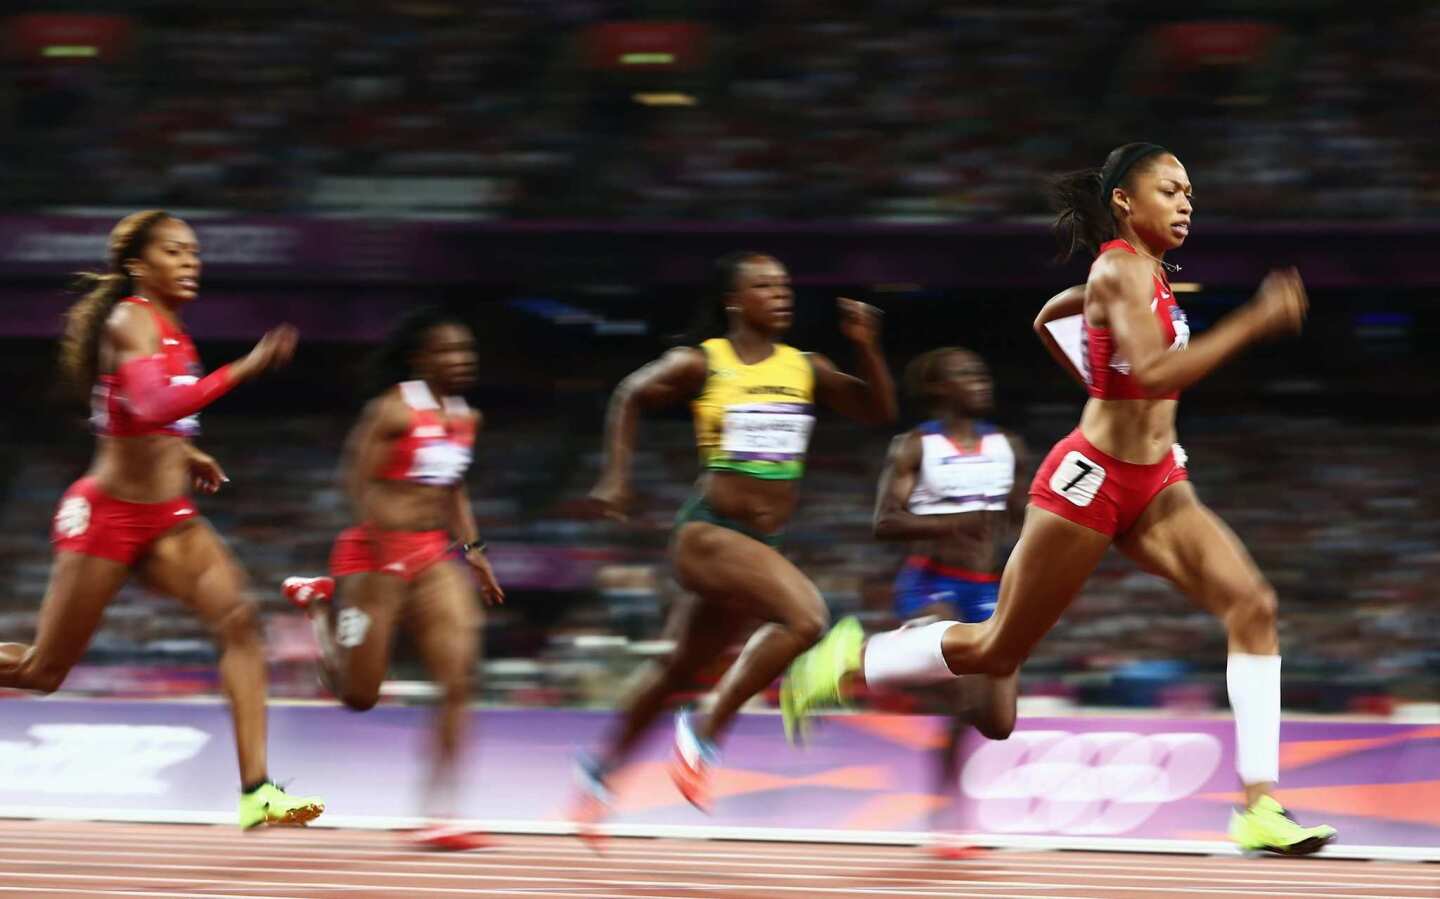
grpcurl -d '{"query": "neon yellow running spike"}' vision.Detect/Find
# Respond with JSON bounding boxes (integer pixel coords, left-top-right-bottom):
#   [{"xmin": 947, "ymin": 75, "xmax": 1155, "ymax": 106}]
[
  {"xmin": 780, "ymin": 616, "xmax": 864, "ymax": 745},
  {"xmin": 239, "ymin": 782, "xmax": 325, "ymax": 830},
  {"xmin": 1228, "ymin": 794, "xmax": 1337, "ymax": 856}
]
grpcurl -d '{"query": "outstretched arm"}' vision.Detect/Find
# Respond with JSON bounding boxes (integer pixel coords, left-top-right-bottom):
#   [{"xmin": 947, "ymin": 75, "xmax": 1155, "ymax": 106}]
[
  {"xmin": 107, "ymin": 305, "xmax": 297, "ymax": 427},
  {"xmin": 1096, "ymin": 255, "xmax": 1306, "ymax": 397},
  {"xmin": 589, "ymin": 347, "xmax": 709, "ymax": 519}
]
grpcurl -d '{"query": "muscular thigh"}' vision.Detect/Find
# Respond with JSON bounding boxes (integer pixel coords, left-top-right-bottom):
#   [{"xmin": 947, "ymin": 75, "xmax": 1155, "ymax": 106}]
[
  {"xmin": 661, "ymin": 590, "xmax": 748, "ymax": 681},
  {"xmin": 331, "ymin": 572, "xmax": 407, "ymax": 697},
  {"xmin": 137, "ymin": 519, "xmax": 247, "ymax": 625},
  {"xmin": 406, "ymin": 562, "xmax": 480, "ymax": 675},
  {"xmin": 671, "ymin": 524, "xmax": 824, "ymax": 626},
  {"xmin": 981, "ymin": 506, "xmax": 1112, "ymax": 663},
  {"xmin": 24, "ymin": 552, "xmax": 132, "ymax": 669},
  {"xmin": 1114, "ymin": 482, "xmax": 1268, "ymax": 616}
]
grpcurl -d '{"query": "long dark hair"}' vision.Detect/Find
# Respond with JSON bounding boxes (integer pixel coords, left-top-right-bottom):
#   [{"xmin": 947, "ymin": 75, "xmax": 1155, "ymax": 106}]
[
  {"xmin": 364, "ymin": 306, "xmax": 470, "ymax": 397},
  {"xmin": 1049, "ymin": 143, "xmax": 1168, "ymax": 262},
  {"xmin": 669, "ymin": 249, "xmax": 768, "ymax": 346},
  {"xmin": 58, "ymin": 209, "xmax": 172, "ymax": 400}
]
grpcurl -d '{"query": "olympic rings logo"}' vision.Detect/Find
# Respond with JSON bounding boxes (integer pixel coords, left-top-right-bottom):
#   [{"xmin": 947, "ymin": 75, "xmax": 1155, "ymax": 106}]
[{"xmin": 960, "ymin": 730, "xmax": 1222, "ymax": 835}]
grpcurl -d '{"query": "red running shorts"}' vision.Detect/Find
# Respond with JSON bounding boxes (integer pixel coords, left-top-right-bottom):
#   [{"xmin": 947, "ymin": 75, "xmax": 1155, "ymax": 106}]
[
  {"xmin": 328, "ymin": 525, "xmax": 453, "ymax": 582},
  {"xmin": 51, "ymin": 476, "xmax": 198, "ymax": 566},
  {"xmin": 1029, "ymin": 428, "xmax": 1189, "ymax": 538}
]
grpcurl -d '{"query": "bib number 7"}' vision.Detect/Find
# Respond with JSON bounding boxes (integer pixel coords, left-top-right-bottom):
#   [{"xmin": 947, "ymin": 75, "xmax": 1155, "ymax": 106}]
[{"xmin": 1049, "ymin": 451, "xmax": 1106, "ymax": 507}]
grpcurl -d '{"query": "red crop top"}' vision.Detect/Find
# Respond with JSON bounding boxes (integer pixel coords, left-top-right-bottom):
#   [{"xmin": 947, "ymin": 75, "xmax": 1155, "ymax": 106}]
[
  {"xmin": 91, "ymin": 297, "xmax": 235, "ymax": 437},
  {"xmin": 1082, "ymin": 240, "xmax": 1190, "ymax": 400},
  {"xmin": 375, "ymin": 381, "xmax": 476, "ymax": 487}
]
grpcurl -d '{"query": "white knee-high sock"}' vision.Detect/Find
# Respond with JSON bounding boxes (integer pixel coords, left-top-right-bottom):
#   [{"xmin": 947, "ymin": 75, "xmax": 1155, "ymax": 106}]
[
  {"xmin": 862, "ymin": 621, "xmax": 958, "ymax": 687},
  {"xmin": 1227, "ymin": 653, "xmax": 1281, "ymax": 785}
]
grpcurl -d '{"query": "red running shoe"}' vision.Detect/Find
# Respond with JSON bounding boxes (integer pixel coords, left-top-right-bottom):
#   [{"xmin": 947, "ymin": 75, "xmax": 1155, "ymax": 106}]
[
  {"xmin": 670, "ymin": 708, "xmax": 718, "ymax": 814},
  {"xmin": 568, "ymin": 754, "xmax": 611, "ymax": 851},
  {"xmin": 282, "ymin": 576, "xmax": 334, "ymax": 610},
  {"xmin": 411, "ymin": 824, "xmax": 495, "ymax": 851},
  {"xmin": 925, "ymin": 834, "xmax": 983, "ymax": 860}
]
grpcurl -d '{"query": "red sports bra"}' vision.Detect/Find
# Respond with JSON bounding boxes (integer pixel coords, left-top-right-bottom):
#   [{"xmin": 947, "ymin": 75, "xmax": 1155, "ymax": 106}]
[
  {"xmin": 376, "ymin": 381, "xmax": 476, "ymax": 487},
  {"xmin": 92, "ymin": 297, "xmax": 210, "ymax": 437},
  {"xmin": 1082, "ymin": 240, "xmax": 1190, "ymax": 400}
]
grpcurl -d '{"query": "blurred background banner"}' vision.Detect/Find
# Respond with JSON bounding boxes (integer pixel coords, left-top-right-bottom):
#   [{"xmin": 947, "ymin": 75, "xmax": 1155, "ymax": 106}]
[
  {"xmin": 0, "ymin": 700, "xmax": 1435, "ymax": 855},
  {"xmin": 4, "ymin": 216, "xmax": 1440, "ymax": 290}
]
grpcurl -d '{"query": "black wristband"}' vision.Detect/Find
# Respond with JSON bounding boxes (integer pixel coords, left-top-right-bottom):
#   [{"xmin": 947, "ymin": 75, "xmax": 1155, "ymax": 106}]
[{"xmin": 462, "ymin": 540, "xmax": 486, "ymax": 554}]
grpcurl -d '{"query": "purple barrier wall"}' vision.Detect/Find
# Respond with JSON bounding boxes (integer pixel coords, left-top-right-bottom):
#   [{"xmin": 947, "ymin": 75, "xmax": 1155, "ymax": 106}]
[
  {"xmin": 2, "ymin": 215, "xmax": 1437, "ymax": 290},
  {"xmin": 1, "ymin": 700, "xmax": 1434, "ymax": 854},
  {"xmin": 0, "ymin": 287, "xmax": 433, "ymax": 340}
]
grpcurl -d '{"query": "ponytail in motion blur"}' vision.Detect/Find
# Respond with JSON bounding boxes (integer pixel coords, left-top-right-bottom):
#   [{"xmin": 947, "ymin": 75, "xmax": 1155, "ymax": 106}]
[
  {"xmin": 1050, "ymin": 142, "xmax": 1168, "ymax": 262},
  {"xmin": 59, "ymin": 209, "xmax": 172, "ymax": 401}
]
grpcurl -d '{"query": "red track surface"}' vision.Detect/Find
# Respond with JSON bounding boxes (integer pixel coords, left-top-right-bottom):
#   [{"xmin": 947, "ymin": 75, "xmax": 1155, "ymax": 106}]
[{"xmin": 0, "ymin": 821, "xmax": 1435, "ymax": 898}]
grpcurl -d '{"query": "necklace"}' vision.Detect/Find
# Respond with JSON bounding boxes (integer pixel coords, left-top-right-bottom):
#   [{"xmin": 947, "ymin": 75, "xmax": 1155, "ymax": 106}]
[{"xmin": 1133, "ymin": 245, "xmax": 1181, "ymax": 274}]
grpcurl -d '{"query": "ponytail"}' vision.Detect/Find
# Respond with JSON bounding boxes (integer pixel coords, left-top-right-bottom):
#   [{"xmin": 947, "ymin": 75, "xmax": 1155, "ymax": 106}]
[
  {"xmin": 1050, "ymin": 142, "xmax": 1169, "ymax": 263},
  {"xmin": 57, "ymin": 209, "xmax": 172, "ymax": 402},
  {"xmin": 59, "ymin": 273, "xmax": 134, "ymax": 399},
  {"xmin": 1049, "ymin": 169, "xmax": 1111, "ymax": 263}
]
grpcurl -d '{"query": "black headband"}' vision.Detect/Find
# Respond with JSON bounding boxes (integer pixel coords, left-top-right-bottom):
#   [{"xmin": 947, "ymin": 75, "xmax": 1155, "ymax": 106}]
[{"xmin": 1100, "ymin": 143, "xmax": 1168, "ymax": 204}]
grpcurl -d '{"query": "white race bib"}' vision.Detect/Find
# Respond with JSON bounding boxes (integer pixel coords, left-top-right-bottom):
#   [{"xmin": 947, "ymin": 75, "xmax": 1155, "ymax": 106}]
[
  {"xmin": 721, "ymin": 405, "xmax": 815, "ymax": 459},
  {"xmin": 408, "ymin": 441, "xmax": 471, "ymax": 486},
  {"xmin": 168, "ymin": 375, "xmax": 201, "ymax": 435},
  {"xmin": 1049, "ymin": 450, "xmax": 1107, "ymax": 507},
  {"xmin": 55, "ymin": 496, "xmax": 91, "ymax": 538}
]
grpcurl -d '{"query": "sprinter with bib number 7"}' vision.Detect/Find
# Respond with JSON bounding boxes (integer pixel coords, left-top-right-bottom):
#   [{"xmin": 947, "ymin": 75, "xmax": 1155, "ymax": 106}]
[{"xmin": 782, "ymin": 144, "xmax": 1338, "ymax": 856}]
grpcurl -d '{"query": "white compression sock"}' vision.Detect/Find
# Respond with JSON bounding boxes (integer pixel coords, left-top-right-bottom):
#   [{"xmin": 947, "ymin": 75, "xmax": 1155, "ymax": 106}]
[
  {"xmin": 862, "ymin": 621, "xmax": 959, "ymax": 687},
  {"xmin": 1227, "ymin": 653, "xmax": 1281, "ymax": 785}
]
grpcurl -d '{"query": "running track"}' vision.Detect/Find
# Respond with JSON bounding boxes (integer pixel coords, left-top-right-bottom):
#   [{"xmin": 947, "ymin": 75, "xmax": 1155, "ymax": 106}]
[{"xmin": 0, "ymin": 821, "xmax": 1435, "ymax": 898}]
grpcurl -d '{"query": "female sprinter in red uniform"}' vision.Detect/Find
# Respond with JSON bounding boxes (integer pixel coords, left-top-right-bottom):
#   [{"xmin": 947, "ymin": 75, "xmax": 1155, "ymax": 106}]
[
  {"xmin": 784, "ymin": 144, "xmax": 1338, "ymax": 855},
  {"xmin": 282, "ymin": 308, "xmax": 503, "ymax": 850},
  {"xmin": 572, "ymin": 251, "xmax": 896, "ymax": 827},
  {"xmin": 0, "ymin": 210, "xmax": 323, "ymax": 829},
  {"xmin": 871, "ymin": 347, "xmax": 1023, "ymax": 856}
]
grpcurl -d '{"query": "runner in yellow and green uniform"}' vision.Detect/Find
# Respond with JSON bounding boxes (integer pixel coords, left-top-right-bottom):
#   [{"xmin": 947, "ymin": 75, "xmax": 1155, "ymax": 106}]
[{"xmin": 570, "ymin": 251, "xmax": 896, "ymax": 832}]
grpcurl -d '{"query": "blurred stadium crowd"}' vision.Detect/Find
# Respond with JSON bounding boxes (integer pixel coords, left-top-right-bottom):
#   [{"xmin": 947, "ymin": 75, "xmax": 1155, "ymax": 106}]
[{"xmin": 3, "ymin": 1, "xmax": 1437, "ymax": 221}]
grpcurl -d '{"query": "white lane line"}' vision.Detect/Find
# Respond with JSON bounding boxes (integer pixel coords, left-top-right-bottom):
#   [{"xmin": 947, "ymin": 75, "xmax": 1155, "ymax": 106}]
[
  {"xmin": 0, "ymin": 887, "xmax": 306, "ymax": 893},
  {"xmin": 0, "ymin": 826, "xmax": 1426, "ymax": 875},
  {"xmin": 0, "ymin": 872, "xmax": 1096, "ymax": 899},
  {"xmin": 1, "ymin": 856, "xmax": 1432, "ymax": 898},
  {"xmin": 1, "ymin": 837, "xmax": 1434, "ymax": 887},
  {"xmin": 2, "ymin": 812, "xmax": 1432, "ymax": 862},
  {"xmin": 0, "ymin": 886, "xmax": 639, "ymax": 899},
  {"xmin": 0, "ymin": 888, "xmax": 304, "ymax": 899}
]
